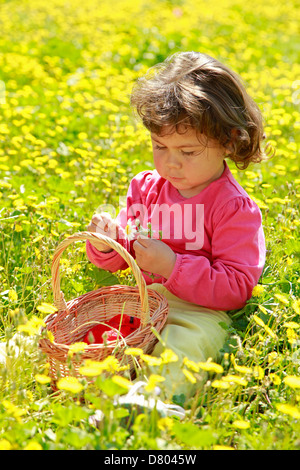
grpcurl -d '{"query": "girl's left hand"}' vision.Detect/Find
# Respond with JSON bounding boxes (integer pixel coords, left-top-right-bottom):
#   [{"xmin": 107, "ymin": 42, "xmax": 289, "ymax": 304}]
[{"xmin": 133, "ymin": 235, "xmax": 176, "ymax": 279}]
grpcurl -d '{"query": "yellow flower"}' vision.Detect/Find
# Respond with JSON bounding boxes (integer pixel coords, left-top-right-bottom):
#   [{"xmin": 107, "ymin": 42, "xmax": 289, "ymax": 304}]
[
  {"xmin": 35, "ymin": 374, "xmax": 51, "ymax": 385},
  {"xmin": 231, "ymin": 355, "xmax": 252, "ymax": 375},
  {"xmin": 0, "ymin": 439, "xmax": 12, "ymax": 450},
  {"xmin": 144, "ymin": 374, "xmax": 166, "ymax": 391},
  {"xmin": 57, "ymin": 377, "xmax": 84, "ymax": 394},
  {"xmin": 212, "ymin": 445, "xmax": 234, "ymax": 450},
  {"xmin": 160, "ymin": 349, "xmax": 179, "ymax": 364},
  {"xmin": 68, "ymin": 342, "xmax": 87, "ymax": 357},
  {"xmin": 2, "ymin": 400, "xmax": 26, "ymax": 422},
  {"xmin": 274, "ymin": 293, "xmax": 289, "ymax": 305},
  {"xmin": 292, "ymin": 300, "xmax": 300, "ymax": 315},
  {"xmin": 252, "ymin": 285, "xmax": 265, "ymax": 297},
  {"xmin": 24, "ymin": 441, "xmax": 43, "ymax": 450},
  {"xmin": 182, "ymin": 357, "xmax": 200, "ymax": 372},
  {"xmin": 124, "ymin": 347, "xmax": 144, "ymax": 357},
  {"xmin": 253, "ymin": 366, "xmax": 264, "ymax": 381},
  {"xmin": 157, "ymin": 417, "xmax": 174, "ymax": 432},
  {"xmin": 276, "ymin": 403, "xmax": 300, "ymax": 420},
  {"xmin": 36, "ymin": 303, "xmax": 58, "ymax": 314},
  {"xmin": 222, "ymin": 375, "xmax": 248, "ymax": 386},
  {"xmin": 17, "ymin": 316, "xmax": 46, "ymax": 336},
  {"xmin": 232, "ymin": 420, "xmax": 250, "ymax": 430},
  {"xmin": 140, "ymin": 354, "xmax": 162, "ymax": 366},
  {"xmin": 79, "ymin": 360, "xmax": 105, "ymax": 377},
  {"xmin": 283, "ymin": 321, "xmax": 299, "ymax": 329},
  {"xmin": 111, "ymin": 375, "xmax": 132, "ymax": 390},
  {"xmin": 211, "ymin": 380, "xmax": 230, "ymax": 389},
  {"xmin": 284, "ymin": 376, "xmax": 300, "ymax": 389},
  {"xmin": 182, "ymin": 368, "xmax": 197, "ymax": 384},
  {"xmin": 198, "ymin": 360, "xmax": 223, "ymax": 374},
  {"xmin": 8, "ymin": 289, "xmax": 18, "ymax": 301}
]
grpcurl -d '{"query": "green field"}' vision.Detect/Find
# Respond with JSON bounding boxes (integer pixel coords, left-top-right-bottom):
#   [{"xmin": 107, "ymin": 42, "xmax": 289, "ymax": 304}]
[{"xmin": 0, "ymin": 0, "xmax": 299, "ymax": 450}]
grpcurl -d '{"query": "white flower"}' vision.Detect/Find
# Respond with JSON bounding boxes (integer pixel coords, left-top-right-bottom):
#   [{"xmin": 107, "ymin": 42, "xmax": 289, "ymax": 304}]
[{"xmin": 124, "ymin": 219, "xmax": 137, "ymax": 241}]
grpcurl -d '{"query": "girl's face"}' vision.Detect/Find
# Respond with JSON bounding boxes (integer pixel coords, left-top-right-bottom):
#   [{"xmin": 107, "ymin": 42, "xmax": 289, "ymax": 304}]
[{"xmin": 151, "ymin": 127, "xmax": 226, "ymax": 198}]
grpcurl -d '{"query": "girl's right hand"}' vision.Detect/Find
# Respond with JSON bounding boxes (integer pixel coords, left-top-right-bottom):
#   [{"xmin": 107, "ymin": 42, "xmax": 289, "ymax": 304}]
[{"xmin": 86, "ymin": 212, "xmax": 119, "ymax": 252}]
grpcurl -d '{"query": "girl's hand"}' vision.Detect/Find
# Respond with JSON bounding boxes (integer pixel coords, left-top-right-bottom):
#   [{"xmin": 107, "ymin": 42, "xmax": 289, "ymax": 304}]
[
  {"xmin": 133, "ymin": 235, "xmax": 176, "ymax": 279},
  {"xmin": 87, "ymin": 212, "xmax": 119, "ymax": 252}
]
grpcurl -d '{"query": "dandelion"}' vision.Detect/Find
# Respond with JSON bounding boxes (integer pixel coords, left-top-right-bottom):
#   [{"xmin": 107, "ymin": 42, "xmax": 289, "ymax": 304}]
[
  {"xmin": 212, "ymin": 445, "xmax": 234, "ymax": 450},
  {"xmin": 252, "ymin": 285, "xmax": 265, "ymax": 297},
  {"xmin": 140, "ymin": 354, "xmax": 162, "ymax": 367},
  {"xmin": 0, "ymin": 439, "xmax": 12, "ymax": 450},
  {"xmin": 36, "ymin": 303, "xmax": 58, "ymax": 315},
  {"xmin": 68, "ymin": 342, "xmax": 87, "ymax": 357},
  {"xmin": 17, "ymin": 316, "xmax": 46, "ymax": 336},
  {"xmin": 292, "ymin": 300, "xmax": 300, "ymax": 315},
  {"xmin": 231, "ymin": 355, "xmax": 252, "ymax": 375},
  {"xmin": 232, "ymin": 420, "xmax": 250, "ymax": 430},
  {"xmin": 274, "ymin": 293, "xmax": 289, "ymax": 305},
  {"xmin": 8, "ymin": 289, "xmax": 18, "ymax": 301},
  {"xmin": 284, "ymin": 376, "xmax": 300, "ymax": 389},
  {"xmin": 2, "ymin": 400, "xmax": 26, "ymax": 422},
  {"xmin": 79, "ymin": 360, "xmax": 105, "ymax": 377},
  {"xmin": 124, "ymin": 347, "xmax": 144, "ymax": 357},
  {"xmin": 276, "ymin": 403, "xmax": 300, "ymax": 420},
  {"xmin": 24, "ymin": 442, "xmax": 43, "ymax": 451},
  {"xmin": 198, "ymin": 359, "xmax": 224, "ymax": 374},
  {"xmin": 182, "ymin": 368, "xmax": 197, "ymax": 384},
  {"xmin": 35, "ymin": 374, "xmax": 51, "ymax": 385},
  {"xmin": 182, "ymin": 357, "xmax": 200, "ymax": 372},
  {"xmin": 56, "ymin": 377, "xmax": 84, "ymax": 394},
  {"xmin": 111, "ymin": 375, "xmax": 132, "ymax": 390},
  {"xmin": 211, "ymin": 380, "xmax": 230, "ymax": 389},
  {"xmin": 157, "ymin": 417, "xmax": 174, "ymax": 432},
  {"xmin": 222, "ymin": 375, "xmax": 248, "ymax": 386},
  {"xmin": 283, "ymin": 321, "xmax": 299, "ymax": 329},
  {"xmin": 144, "ymin": 374, "xmax": 166, "ymax": 391},
  {"xmin": 160, "ymin": 349, "xmax": 178, "ymax": 364}
]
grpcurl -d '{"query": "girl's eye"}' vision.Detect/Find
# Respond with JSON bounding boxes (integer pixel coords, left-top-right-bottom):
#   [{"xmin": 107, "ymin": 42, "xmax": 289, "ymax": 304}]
[
  {"xmin": 154, "ymin": 145, "xmax": 165, "ymax": 151},
  {"xmin": 181, "ymin": 150, "xmax": 195, "ymax": 156}
]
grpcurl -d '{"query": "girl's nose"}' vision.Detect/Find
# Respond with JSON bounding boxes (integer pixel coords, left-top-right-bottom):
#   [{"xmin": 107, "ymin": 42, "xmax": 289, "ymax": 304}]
[{"xmin": 166, "ymin": 151, "xmax": 181, "ymax": 168}]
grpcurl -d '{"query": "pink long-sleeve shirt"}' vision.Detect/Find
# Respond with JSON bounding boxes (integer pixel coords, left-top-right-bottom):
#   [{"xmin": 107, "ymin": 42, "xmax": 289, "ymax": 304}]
[{"xmin": 86, "ymin": 162, "xmax": 266, "ymax": 311}]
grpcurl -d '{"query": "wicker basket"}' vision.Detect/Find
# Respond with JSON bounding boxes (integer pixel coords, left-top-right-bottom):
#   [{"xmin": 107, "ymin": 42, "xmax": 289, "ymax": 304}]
[{"xmin": 39, "ymin": 231, "xmax": 169, "ymax": 388}]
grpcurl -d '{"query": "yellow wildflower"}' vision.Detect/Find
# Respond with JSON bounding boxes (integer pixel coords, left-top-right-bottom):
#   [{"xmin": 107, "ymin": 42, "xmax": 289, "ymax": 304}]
[
  {"xmin": 140, "ymin": 354, "xmax": 162, "ymax": 367},
  {"xmin": 124, "ymin": 347, "xmax": 144, "ymax": 357},
  {"xmin": 68, "ymin": 342, "xmax": 87, "ymax": 357},
  {"xmin": 144, "ymin": 374, "xmax": 165, "ymax": 391},
  {"xmin": 35, "ymin": 374, "xmax": 51, "ymax": 385},
  {"xmin": 276, "ymin": 403, "xmax": 300, "ymax": 420},
  {"xmin": 56, "ymin": 377, "xmax": 84, "ymax": 394},
  {"xmin": 111, "ymin": 375, "xmax": 132, "ymax": 390},
  {"xmin": 198, "ymin": 360, "xmax": 223, "ymax": 374},
  {"xmin": 252, "ymin": 285, "xmax": 265, "ymax": 297},
  {"xmin": 284, "ymin": 376, "xmax": 300, "ymax": 389},
  {"xmin": 182, "ymin": 368, "xmax": 197, "ymax": 384},
  {"xmin": 160, "ymin": 349, "xmax": 179, "ymax": 364},
  {"xmin": 36, "ymin": 303, "xmax": 58, "ymax": 314},
  {"xmin": 232, "ymin": 420, "xmax": 250, "ymax": 430}
]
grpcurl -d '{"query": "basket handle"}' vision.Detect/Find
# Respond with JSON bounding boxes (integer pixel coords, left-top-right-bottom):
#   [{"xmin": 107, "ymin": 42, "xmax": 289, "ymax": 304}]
[{"xmin": 51, "ymin": 231, "xmax": 150, "ymax": 326}]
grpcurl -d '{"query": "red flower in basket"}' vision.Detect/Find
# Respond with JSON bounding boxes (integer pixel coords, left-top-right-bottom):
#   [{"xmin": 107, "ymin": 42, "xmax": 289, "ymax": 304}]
[{"xmin": 83, "ymin": 314, "xmax": 141, "ymax": 344}]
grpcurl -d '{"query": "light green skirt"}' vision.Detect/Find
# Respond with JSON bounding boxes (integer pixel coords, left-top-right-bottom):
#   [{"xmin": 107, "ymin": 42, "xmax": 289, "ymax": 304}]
[{"xmin": 147, "ymin": 284, "xmax": 231, "ymax": 399}]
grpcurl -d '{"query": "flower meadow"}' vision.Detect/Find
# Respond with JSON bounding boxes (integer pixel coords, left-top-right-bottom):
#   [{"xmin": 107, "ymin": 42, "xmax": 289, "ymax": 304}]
[{"xmin": 0, "ymin": 0, "xmax": 300, "ymax": 451}]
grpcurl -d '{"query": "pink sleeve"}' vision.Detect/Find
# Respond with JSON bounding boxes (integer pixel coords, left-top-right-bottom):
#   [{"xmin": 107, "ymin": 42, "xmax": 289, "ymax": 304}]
[{"xmin": 163, "ymin": 198, "xmax": 266, "ymax": 311}]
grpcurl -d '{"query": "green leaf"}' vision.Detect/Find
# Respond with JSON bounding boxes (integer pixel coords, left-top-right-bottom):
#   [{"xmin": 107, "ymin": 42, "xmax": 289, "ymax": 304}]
[{"xmin": 172, "ymin": 422, "xmax": 217, "ymax": 449}]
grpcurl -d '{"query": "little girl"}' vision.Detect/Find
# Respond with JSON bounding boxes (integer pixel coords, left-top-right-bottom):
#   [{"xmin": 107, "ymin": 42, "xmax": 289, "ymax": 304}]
[{"xmin": 86, "ymin": 52, "xmax": 267, "ymax": 400}]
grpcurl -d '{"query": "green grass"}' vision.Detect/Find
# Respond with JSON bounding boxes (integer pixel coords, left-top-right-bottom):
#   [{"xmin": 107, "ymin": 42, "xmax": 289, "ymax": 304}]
[{"xmin": 0, "ymin": 0, "xmax": 299, "ymax": 450}]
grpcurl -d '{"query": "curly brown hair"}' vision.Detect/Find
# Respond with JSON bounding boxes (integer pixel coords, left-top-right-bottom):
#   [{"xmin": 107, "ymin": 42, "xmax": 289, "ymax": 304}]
[{"xmin": 131, "ymin": 51, "xmax": 272, "ymax": 169}]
